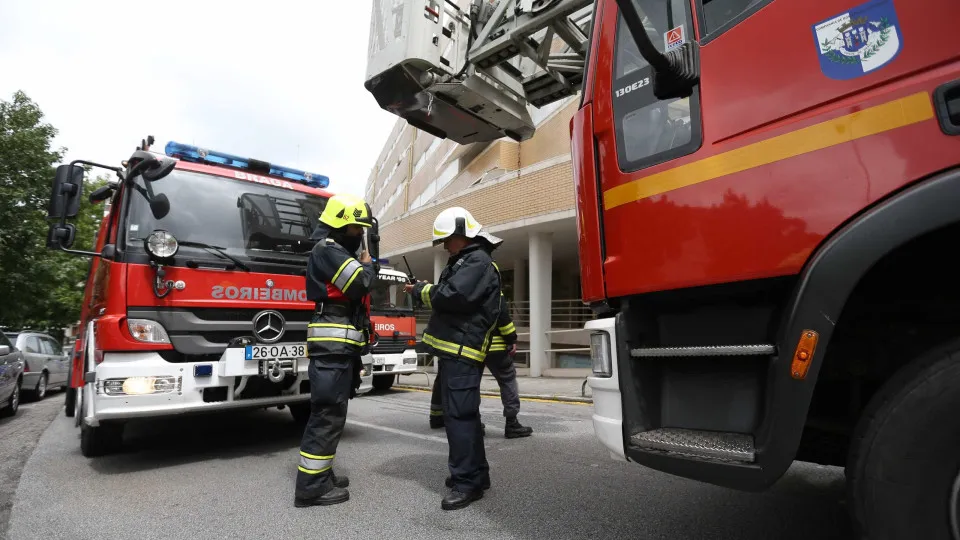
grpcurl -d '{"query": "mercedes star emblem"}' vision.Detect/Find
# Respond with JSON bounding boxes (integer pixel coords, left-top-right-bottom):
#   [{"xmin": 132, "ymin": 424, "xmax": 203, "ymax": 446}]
[{"xmin": 252, "ymin": 310, "xmax": 285, "ymax": 344}]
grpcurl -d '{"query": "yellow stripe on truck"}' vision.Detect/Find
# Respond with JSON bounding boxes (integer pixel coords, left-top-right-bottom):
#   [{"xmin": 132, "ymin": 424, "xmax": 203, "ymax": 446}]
[{"xmin": 602, "ymin": 92, "xmax": 935, "ymax": 210}]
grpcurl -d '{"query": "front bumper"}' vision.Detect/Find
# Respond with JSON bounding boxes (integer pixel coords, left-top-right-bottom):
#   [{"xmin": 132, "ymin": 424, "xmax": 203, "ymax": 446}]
[
  {"xmin": 585, "ymin": 317, "xmax": 626, "ymax": 461},
  {"xmin": 84, "ymin": 348, "xmax": 373, "ymax": 425},
  {"xmin": 370, "ymin": 351, "xmax": 418, "ymax": 375}
]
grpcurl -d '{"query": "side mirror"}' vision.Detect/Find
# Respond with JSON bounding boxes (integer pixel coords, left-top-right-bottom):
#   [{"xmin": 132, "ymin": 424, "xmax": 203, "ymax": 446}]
[
  {"xmin": 101, "ymin": 243, "xmax": 117, "ymax": 260},
  {"xmin": 150, "ymin": 193, "xmax": 171, "ymax": 219},
  {"xmin": 47, "ymin": 223, "xmax": 77, "ymax": 249},
  {"xmin": 0, "ymin": 345, "xmax": 9, "ymax": 356},
  {"xmin": 143, "ymin": 158, "xmax": 176, "ymax": 182},
  {"xmin": 48, "ymin": 164, "xmax": 85, "ymax": 219},
  {"xmin": 88, "ymin": 184, "xmax": 114, "ymax": 204}
]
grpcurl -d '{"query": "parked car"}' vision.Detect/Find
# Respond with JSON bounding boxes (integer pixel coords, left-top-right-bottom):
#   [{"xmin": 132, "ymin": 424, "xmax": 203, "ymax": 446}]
[
  {"xmin": 0, "ymin": 331, "xmax": 24, "ymax": 417},
  {"xmin": 4, "ymin": 331, "xmax": 69, "ymax": 401}
]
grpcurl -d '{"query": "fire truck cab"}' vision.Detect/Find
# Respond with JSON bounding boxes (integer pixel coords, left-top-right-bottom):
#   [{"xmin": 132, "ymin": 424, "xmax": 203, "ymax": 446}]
[
  {"xmin": 46, "ymin": 137, "xmax": 374, "ymax": 457},
  {"xmin": 368, "ymin": 263, "xmax": 419, "ymax": 391}
]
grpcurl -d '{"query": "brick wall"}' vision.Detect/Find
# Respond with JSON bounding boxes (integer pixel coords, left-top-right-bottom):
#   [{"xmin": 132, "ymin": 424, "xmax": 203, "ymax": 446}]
[{"xmin": 380, "ymin": 160, "xmax": 574, "ymax": 253}]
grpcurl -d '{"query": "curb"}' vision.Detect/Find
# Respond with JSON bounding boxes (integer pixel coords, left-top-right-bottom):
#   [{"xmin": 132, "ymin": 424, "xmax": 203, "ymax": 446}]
[{"xmin": 392, "ymin": 384, "xmax": 593, "ymax": 404}]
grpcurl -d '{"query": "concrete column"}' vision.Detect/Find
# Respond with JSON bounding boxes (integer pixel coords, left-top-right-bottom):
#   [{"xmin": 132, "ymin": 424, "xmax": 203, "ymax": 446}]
[
  {"xmin": 433, "ymin": 251, "xmax": 446, "ymax": 283},
  {"xmin": 513, "ymin": 258, "xmax": 527, "ymax": 323},
  {"xmin": 513, "ymin": 258, "xmax": 527, "ymax": 304},
  {"xmin": 528, "ymin": 232, "xmax": 553, "ymax": 378}
]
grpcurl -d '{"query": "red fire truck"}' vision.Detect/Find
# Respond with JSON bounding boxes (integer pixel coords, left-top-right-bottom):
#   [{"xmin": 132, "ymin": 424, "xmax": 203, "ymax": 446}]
[
  {"xmin": 361, "ymin": 0, "xmax": 958, "ymax": 536},
  {"xmin": 46, "ymin": 137, "xmax": 374, "ymax": 457},
  {"xmin": 574, "ymin": 1, "xmax": 960, "ymax": 538}
]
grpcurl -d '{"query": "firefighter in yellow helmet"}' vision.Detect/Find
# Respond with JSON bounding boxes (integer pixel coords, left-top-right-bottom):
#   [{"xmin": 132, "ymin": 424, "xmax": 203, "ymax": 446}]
[{"xmin": 294, "ymin": 193, "xmax": 376, "ymax": 508}]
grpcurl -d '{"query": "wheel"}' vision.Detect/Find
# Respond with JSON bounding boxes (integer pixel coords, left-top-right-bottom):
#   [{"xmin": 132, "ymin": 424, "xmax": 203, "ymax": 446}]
[
  {"xmin": 289, "ymin": 402, "xmax": 311, "ymax": 424},
  {"xmin": 372, "ymin": 374, "xmax": 395, "ymax": 391},
  {"xmin": 80, "ymin": 422, "xmax": 124, "ymax": 458},
  {"xmin": 33, "ymin": 372, "xmax": 48, "ymax": 401},
  {"xmin": 846, "ymin": 338, "xmax": 960, "ymax": 540},
  {"xmin": 64, "ymin": 386, "xmax": 77, "ymax": 417},
  {"xmin": 0, "ymin": 381, "xmax": 20, "ymax": 418}
]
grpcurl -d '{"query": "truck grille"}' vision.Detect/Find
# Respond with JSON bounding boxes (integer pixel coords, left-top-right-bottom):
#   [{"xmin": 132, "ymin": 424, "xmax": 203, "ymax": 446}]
[
  {"xmin": 371, "ymin": 338, "xmax": 413, "ymax": 355},
  {"xmin": 129, "ymin": 307, "xmax": 314, "ymax": 359}
]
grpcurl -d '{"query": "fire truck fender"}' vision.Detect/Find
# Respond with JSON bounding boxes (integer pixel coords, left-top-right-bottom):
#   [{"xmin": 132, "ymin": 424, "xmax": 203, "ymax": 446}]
[{"xmin": 760, "ymin": 166, "xmax": 960, "ymax": 478}]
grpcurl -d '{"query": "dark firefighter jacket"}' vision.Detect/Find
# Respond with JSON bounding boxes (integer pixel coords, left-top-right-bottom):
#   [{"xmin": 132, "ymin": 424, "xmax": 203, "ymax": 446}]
[
  {"xmin": 412, "ymin": 243, "xmax": 502, "ymax": 363},
  {"xmin": 488, "ymin": 291, "xmax": 518, "ymax": 354},
  {"xmin": 305, "ymin": 224, "xmax": 376, "ymax": 358}
]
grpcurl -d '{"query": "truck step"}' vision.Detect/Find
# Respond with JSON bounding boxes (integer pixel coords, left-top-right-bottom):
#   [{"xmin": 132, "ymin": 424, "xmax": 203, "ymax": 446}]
[
  {"xmin": 631, "ymin": 428, "xmax": 756, "ymax": 462},
  {"xmin": 630, "ymin": 344, "xmax": 776, "ymax": 358}
]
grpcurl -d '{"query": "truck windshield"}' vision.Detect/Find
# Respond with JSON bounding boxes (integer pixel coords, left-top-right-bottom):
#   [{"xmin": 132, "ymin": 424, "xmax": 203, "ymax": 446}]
[
  {"xmin": 123, "ymin": 169, "xmax": 328, "ymax": 267},
  {"xmin": 369, "ymin": 273, "xmax": 414, "ymax": 314}
]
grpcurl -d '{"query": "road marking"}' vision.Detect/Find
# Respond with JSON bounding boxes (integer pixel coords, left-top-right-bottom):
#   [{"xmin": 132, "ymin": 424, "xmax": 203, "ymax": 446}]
[
  {"xmin": 346, "ymin": 419, "xmax": 449, "ymax": 444},
  {"xmin": 391, "ymin": 386, "xmax": 591, "ymax": 406}
]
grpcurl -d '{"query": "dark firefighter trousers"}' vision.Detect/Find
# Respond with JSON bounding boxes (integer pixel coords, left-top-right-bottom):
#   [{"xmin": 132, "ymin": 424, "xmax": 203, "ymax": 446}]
[
  {"xmin": 434, "ymin": 354, "xmax": 490, "ymax": 493},
  {"xmin": 295, "ymin": 355, "xmax": 353, "ymax": 499},
  {"xmin": 430, "ymin": 351, "xmax": 520, "ymax": 420}
]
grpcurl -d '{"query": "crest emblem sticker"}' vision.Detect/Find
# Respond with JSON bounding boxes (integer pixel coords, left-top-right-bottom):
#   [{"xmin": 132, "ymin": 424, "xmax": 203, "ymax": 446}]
[{"xmin": 813, "ymin": 0, "xmax": 902, "ymax": 80}]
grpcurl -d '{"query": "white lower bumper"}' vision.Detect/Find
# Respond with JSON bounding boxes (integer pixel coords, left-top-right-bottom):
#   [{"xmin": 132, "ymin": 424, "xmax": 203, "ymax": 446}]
[
  {"xmin": 85, "ymin": 348, "xmax": 373, "ymax": 425},
  {"xmin": 585, "ymin": 317, "xmax": 626, "ymax": 461},
  {"xmin": 371, "ymin": 351, "xmax": 418, "ymax": 375}
]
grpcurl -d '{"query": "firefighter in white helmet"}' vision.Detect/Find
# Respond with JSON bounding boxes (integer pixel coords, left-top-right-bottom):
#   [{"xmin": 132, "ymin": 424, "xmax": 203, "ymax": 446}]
[{"xmin": 404, "ymin": 206, "xmax": 503, "ymax": 510}]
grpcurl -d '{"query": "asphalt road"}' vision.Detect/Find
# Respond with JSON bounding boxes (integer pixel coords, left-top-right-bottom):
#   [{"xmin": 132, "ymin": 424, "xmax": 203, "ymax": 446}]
[{"xmin": 5, "ymin": 389, "xmax": 853, "ymax": 539}]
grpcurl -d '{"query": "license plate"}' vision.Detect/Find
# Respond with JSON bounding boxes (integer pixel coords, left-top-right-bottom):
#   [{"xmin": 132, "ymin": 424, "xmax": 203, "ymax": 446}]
[
  {"xmin": 373, "ymin": 355, "xmax": 386, "ymax": 365},
  {"xmin": 245, "ymin": 342, "xmax": 307, "ymax": 361}
]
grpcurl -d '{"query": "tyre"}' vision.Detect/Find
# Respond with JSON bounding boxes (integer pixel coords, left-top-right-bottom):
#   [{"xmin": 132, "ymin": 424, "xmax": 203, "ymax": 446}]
[
  {"xmin": 64, "ymin": 386, "xmax": 77, "ymax": 417},
  {"xmin": 80, "ymin": 422, "xmax": 124, "ymax": 458},
  {"xmin": 289, "ymin": 402, "xmax": 311, "ymax": 424},
  {"xmin": 32, "ymin": 372, "xmax": 48, "ymax": 401},
  {"xmin": 846, "ymin": 338, "xmax": 960, "ymax": 540},
  {"xmin": 0, "ymin": 380, "xmax": 20, "ymax": 418},
  {"xmin": 373, "ymin": 374, "xmax": 395, "ymax": 391}
]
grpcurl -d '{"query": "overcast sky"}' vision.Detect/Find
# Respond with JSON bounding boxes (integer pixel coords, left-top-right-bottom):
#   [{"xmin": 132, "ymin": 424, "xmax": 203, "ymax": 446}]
[{"xmin": 0, "ymin": 0, "xmax": 399, "ymax": 197}]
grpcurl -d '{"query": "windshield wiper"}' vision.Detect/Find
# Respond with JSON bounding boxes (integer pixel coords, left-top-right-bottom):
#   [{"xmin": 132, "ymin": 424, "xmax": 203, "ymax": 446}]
[{"xmin": 178, "ymin": 241, "xmax": 251, "ymax": 272}]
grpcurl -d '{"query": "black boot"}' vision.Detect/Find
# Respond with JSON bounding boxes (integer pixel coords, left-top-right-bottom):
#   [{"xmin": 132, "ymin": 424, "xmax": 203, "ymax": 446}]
[
  {"xmin": 445, "ymin": 476, "xmax": 490, "ymax": 490},
  {"xmin": 505, "ymin": 417, "xmax": 533, "ymax": 439},
  {"xmin": 441, "ymin": 488, "xmax": 484, "ymax": 510},
  {"xmin": 332, "ymin": 471, "xmax": 349, "ymax": 488},
  {"xmin": 294, "ymin": 486, "xmax": 350, "ymax": 507}
]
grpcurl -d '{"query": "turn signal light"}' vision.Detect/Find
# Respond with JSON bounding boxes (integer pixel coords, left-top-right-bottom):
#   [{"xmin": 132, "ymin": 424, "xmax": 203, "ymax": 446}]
[
  {"xmin": 406, "ymin": 339, "xmax": 417, "ymax": 347},
  {"xmin": 790, "ymin": 330, "xmax": 819, "ymax": 380}
]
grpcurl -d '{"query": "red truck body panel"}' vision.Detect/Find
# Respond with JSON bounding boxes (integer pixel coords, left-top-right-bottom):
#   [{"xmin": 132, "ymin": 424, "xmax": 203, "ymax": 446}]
[{"xmin": 577, "ymin": 0, "xmax": 960, "ymax": 301}]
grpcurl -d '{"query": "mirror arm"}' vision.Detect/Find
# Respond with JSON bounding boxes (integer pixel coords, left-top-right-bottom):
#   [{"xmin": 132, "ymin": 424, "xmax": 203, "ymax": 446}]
[{"xmin": 55, "ymin": 244, "xmax": 102, "ymax": 259}]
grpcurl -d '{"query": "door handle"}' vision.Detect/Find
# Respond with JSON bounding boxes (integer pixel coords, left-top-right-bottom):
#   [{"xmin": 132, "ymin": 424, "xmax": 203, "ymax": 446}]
[{"xmin": 933, "ymin": 79, "xmax": 960, "ymax": 136}]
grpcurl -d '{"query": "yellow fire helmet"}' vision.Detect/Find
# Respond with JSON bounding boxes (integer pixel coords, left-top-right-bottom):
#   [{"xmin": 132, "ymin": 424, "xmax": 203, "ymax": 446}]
[{"xmin": 319, "ymin": 193, "xmax": 373, "ymax": 229}]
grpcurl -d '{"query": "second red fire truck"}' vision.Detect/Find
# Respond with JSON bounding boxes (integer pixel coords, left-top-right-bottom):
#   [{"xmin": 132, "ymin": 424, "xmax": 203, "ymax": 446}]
[{"xmin": 46, "ymin": 137, "xmax": 374, "ymax": 457}]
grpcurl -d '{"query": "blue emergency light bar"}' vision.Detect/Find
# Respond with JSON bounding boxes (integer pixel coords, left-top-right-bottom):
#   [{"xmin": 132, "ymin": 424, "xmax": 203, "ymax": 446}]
[{"xmin": 164, "ymin": 141, "xmax": 330, "ymax": 189}]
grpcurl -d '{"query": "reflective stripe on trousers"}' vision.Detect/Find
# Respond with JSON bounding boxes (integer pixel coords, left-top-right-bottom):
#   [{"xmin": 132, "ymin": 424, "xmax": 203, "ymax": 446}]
[
  {"xmin": 307, "ymin": 323, "xmax": 365, "ymax": 347},
  {"xmin": 331, "ymin": 258, "xmax": 363, "ymax": 293},
  {"xmin": 423, "ymin": 333, "xmax": 485, "ymax": 362},
  {"xmin": 299, "ymin": 451, "xmax": 334, "ymax": 475}
]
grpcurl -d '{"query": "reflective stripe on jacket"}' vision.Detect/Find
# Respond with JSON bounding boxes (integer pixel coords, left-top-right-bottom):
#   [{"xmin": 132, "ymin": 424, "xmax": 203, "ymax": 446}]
[
  {"xmin": 413, "ymin": 244, "xmax": 501, "ymax": 363},
  {"xmin": 305, "ymin": 227, "xmax": 375, "ymax": 358}
]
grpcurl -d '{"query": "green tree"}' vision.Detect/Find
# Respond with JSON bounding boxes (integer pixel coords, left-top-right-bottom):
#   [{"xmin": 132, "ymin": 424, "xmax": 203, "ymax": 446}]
[{"xmin": 0, "ymin": 90, "xmax": 106, "ymax": 338}]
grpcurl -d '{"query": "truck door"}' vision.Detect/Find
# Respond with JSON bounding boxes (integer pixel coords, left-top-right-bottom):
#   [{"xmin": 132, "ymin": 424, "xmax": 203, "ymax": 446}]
[{"xmin": 591, "ymin": 0, "xmax": 702, "ymax": 297}]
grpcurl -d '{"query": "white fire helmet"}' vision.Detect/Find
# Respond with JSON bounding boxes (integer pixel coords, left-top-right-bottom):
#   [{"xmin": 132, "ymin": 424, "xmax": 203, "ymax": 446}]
[{"xmin": 432, "ymin": 207, "xmax": 503, "ymax": 248}]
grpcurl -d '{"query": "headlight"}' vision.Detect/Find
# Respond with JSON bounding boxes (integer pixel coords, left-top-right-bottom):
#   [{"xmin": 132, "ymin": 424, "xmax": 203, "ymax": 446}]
[
  {"xmin": 144, "ymin": 230, "xmax": 178, "ymax": 259},
  {"xmin": 127, "ymin": 319, "xmax": 171, "ymax": 344},
  {"xmin": 590, "ymin": 331, "xmax": 612, "ymax": 378},
  {"xmin": 103, "ymin": 376, "xmax": 179, "ymax": 396}
]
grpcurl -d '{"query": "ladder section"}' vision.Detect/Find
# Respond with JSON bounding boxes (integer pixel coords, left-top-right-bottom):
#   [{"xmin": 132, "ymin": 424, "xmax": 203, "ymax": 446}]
[{"xmin": 364, "ymin": 0, "xmax": 595, "ymax": 145}]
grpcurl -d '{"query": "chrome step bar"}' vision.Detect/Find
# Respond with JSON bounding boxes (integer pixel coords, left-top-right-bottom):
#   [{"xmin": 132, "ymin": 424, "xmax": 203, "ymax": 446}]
[
  {"xmin": 631, "ymin": 428, "xmax": 756, "ymax": 463},
  {"xmin": 630, "ymin": 344, "xmax": 776, "ymax": 358}
]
